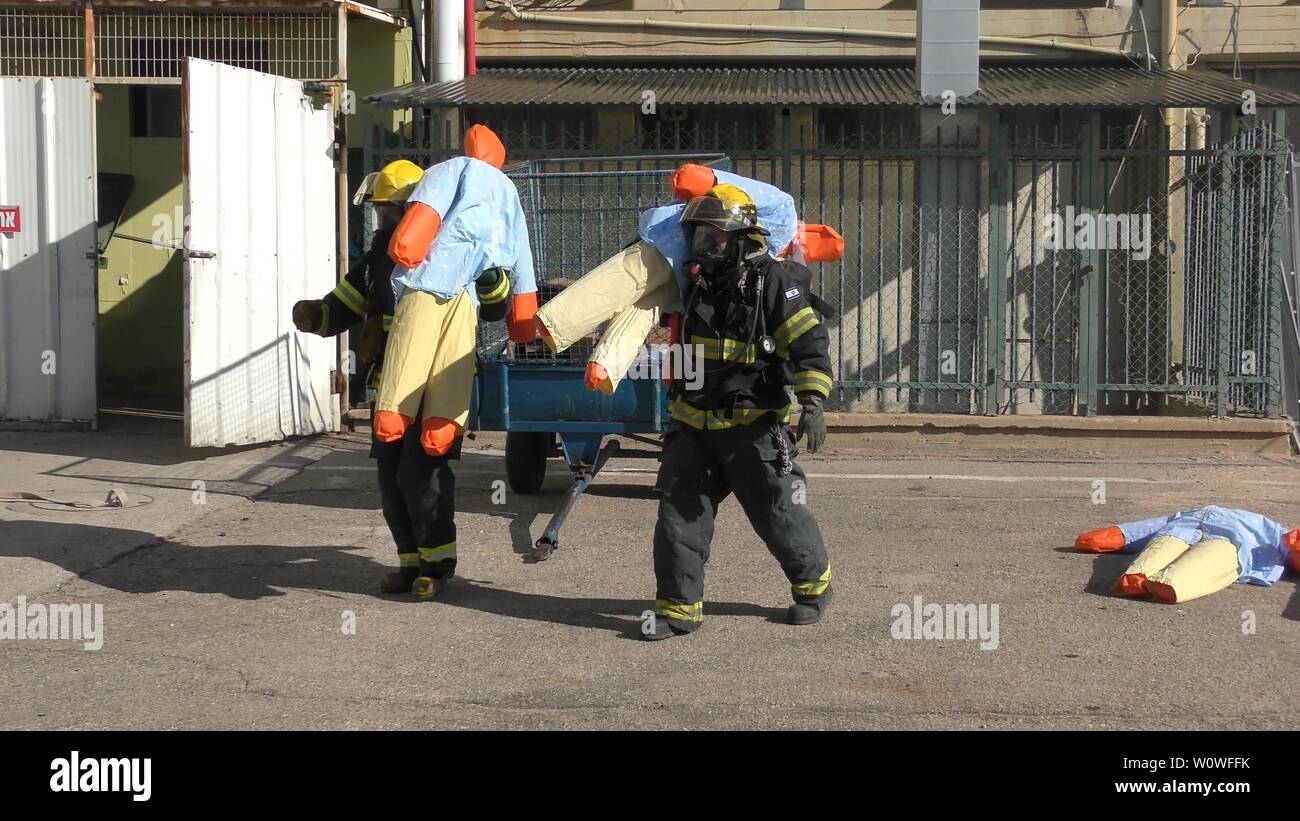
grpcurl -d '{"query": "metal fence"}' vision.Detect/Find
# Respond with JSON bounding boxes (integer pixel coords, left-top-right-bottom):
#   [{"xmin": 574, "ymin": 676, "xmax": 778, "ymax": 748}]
[
  {"xmin": 0, "ymin": 5, "xmax": 338, "ymax": 82},
  {"xmin": 363, "ymin": 109, "xmax": 1292, "ymax": 418}
]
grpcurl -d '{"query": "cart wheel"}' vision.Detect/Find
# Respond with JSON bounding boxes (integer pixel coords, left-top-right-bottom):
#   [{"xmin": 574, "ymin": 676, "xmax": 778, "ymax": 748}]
[{"xmin": 506, "ymin": 431, "xmax": 549, "ymax": 494}]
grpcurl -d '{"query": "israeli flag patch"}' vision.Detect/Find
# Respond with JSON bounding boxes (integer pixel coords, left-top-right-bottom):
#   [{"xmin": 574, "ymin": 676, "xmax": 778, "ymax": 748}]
[{"xmin": 784, "ymin": 286, "xmax": 801, "ymax": 302}]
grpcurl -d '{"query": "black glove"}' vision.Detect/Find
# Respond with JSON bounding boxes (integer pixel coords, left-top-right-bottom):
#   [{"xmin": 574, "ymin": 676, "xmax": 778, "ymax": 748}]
[
  {"xmin": 796, "ymin": 393, "xmax": 826, "ymax": 454},
  {"xmin": 358, "ymin": 313, "xmax": 384, "ymax": 363},
  {"xmin": 292, "ymin": 300, "xmax": 324, "ymax": 334},
  {"xmin": 475, "ymin": 267, "xmax": 512, "ymax": 323}
]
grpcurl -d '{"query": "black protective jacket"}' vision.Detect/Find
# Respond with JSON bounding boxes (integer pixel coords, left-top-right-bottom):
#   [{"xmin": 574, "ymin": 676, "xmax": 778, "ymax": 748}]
[
  {"xmin": 669, "ymin": 253, "xmax": 833, "ymax": 430},
  {"xmin": 313, "ymin": 225, "xmax": 398, "ymax": 389}
]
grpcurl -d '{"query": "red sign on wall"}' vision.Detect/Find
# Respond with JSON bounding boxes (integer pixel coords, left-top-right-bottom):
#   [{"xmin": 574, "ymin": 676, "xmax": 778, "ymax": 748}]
[{"xmin": 0, "ymin": 206, "xmax": 19, "ymax": 233}]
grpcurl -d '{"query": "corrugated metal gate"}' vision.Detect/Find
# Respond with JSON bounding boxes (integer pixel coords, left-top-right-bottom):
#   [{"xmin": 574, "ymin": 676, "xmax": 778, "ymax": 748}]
[
  {"xmin": 0, "ymin": 77, "xmax": 97, "ymax": 424},
  {"xmin": 363, "ymin": 112, "xmax": 1292, "ymax": 417},
  {"xmin": 183, "ymin": 58, "xmax": 339, "ymax": 447}
]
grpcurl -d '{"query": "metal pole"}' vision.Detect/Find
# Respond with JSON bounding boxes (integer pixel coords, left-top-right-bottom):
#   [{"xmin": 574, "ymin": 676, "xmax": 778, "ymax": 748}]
[
  {"xmin": 336, "ymin": 4, "xmax": 350, "ymax": 422},
  {"xmin": 984, "ymin": 113, "xmax": 1007, "ymax": 416},
  {"xmin": 84, "ymin": 3, "xmax": 95, "ymax": 79},
  {"xmin": 1267, "ymin": 110, "xmax": 1289, "ymax": 417},
  {"xmin": 1078, "ymin": 112, "xmax": 1103, "ymax": 416},
  {"xmin": 1215, "ymin": 124, "xmax": 1236, "ymax": 417}
]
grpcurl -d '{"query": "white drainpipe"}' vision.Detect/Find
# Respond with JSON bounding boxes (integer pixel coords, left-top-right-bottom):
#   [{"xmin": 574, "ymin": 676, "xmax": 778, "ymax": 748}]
[{"xmin": 434, "ymin": 0, "xmax": 466, "ymax": 84}]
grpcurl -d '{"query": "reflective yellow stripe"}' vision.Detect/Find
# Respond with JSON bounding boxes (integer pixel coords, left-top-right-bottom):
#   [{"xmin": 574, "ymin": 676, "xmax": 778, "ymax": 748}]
[
  {"xmin": 773, "ymin": 306, "xmax": 817, "ymax": 348},
  {"xmin": 315, "ymin": 302, "xmax": 330, "ymax": 336},
  {"xmin": 792, "ymin": 563, "xmax": 832, "ymax": 598},
  {"xmin": 690, "ymin": 334, "xmax": 756, "ymax": 363},
  {"xmin": 331, "ymin": 281, "xmax": 366, "ymax": 316},
  {"xmin": 793, "ymin": 369, "xmax": 833, "ymax": 398},
  {"xmin": 655, "ymin": 599, "xmax": 704, "ymax": 623},
  {"xmin": 418, "ymin": 543, "xmax": 457, "ymax": 563},
  {"xmin": 667, "ymin": 396, "xmax": 791, "ymax": 431},
  {"xmin": 478, "ymin": 273, "xmax": 510, "ymax": 305},
  {"xmin": 398, "ymin": 552, "xmax": 420, "ymax": 568},
  {"xmin": 382, "ymin": 313, "xmax": 394, "ymax": 332}
]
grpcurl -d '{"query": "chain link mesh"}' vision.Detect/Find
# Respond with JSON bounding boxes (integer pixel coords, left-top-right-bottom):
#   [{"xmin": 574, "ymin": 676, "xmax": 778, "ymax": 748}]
[{"xmin": 363, "ymin": 112, "xmax": 1291, "ymax": 417}]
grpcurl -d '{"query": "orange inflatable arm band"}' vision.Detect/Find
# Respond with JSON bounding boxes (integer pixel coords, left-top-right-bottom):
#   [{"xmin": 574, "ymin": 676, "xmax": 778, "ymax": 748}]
[
  {"xmin": 790, "ymin": 224, "xmax": 845, "ymax": 263},
  {"xmin": 389, "ymin": 203, "xmax": 442, "ymax": 269},
  {"xmin": 507, "ymin": 291, "xmax": 540, "ymax": 343},
  {"xmin": 1075, "ymin": 526, "xmax": 1126, "ymax": 553}
]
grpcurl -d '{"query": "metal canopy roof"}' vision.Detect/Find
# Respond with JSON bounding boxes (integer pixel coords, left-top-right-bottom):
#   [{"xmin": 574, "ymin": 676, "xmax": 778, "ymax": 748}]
[{"xmin": 367, "ymin": 66, "xmax": 1300, "ymax": 110}]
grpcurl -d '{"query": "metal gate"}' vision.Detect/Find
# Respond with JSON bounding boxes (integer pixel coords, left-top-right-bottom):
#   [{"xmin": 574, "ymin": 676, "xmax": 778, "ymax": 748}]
[
  {"xmin": 0, "ymin": 76, "xmax": 97, "ymax": 424},
  {"xmin": 182, "ymin": 58, "xmax": 339, "ymax": 447}
]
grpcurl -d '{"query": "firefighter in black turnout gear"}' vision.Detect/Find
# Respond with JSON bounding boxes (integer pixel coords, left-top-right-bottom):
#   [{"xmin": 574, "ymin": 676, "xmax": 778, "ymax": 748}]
[
  {"xmin": 292, "ymin": 159, "xmax": 513, "ymax": 596},
  {"xmin": 643, "ymin": 182, "xmax": 834, "ymax": 641}
]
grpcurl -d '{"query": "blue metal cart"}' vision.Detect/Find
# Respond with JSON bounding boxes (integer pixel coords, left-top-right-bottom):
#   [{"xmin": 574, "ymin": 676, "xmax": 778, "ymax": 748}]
[{"xmin": 468, "ymin": 154, "xmax": 727, "ymax": 560}]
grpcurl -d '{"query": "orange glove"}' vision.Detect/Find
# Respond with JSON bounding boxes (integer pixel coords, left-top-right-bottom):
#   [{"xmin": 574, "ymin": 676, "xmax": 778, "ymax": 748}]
[
  {"xmin": 389, "ymin": 203, "xmax": 441, "ymax": 269},
  {"xmin": 1285, "ymin": 529, "xmax": 1300, "ymax": 574},
  {"xmin": 584, "ymin": 362, "xmax": 608, "ymax": 392},
  {"xmin": 1075, "ymin": 526, "xmax": 1126, "ymax": 553},
  {"xmin": 507, "ymin": 292, "xmax": 540, "ymax": 343},
  {"xmin": 420, "ymin": 417, "xmax": 458, "ymax": 457},
  {"xmin": 670, "ymin": 164, "xmax": 717, "ymax": 202}
]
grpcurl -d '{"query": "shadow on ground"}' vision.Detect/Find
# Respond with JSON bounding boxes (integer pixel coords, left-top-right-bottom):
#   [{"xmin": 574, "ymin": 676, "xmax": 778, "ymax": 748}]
[{"xmin": 2, "ymin": 521, "xmax": 795, "ymax": 637}]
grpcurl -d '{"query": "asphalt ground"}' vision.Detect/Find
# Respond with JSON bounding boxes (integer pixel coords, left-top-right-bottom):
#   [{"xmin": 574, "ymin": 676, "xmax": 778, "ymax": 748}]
[{"xmin": 3, "ymin": 428, "xmax": 1299, "ymax": 730}]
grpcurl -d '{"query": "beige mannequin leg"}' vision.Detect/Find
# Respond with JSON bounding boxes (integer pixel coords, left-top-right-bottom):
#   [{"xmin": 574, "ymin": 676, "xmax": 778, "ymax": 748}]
[
  {"xmin": 1145, "ymin": 538, "xmax": 1240, "ymax": 603},
  {"xmin": 417, "ymin": 289, "xmax": 478, "ymax": 455},
  {"xmin": 1113, "ymin": 535, "xmax": 1191, "ymax": 596},
  {"xmin": 588, "ymin": 282, "xmax": 677, "ymax": 395},
  {"xmin": 375, "ymin": 290, "xmax": 446, "ymax": 441},
  {"xmin": 536, "ymin": 240, "xmax": 673, "ymax": 353}
]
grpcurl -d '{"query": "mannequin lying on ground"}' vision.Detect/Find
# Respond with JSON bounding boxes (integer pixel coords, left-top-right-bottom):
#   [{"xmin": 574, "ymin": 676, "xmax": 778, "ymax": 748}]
[{"xmin": 1075, "ymin": 506, "xmax": 1300, "ymax": 603}]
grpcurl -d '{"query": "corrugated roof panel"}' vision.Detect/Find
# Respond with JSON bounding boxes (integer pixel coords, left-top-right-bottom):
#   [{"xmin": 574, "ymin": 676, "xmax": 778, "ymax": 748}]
[{"xmin": 366, "ymin": 66, "xmax": 1300, "ymax": 109}]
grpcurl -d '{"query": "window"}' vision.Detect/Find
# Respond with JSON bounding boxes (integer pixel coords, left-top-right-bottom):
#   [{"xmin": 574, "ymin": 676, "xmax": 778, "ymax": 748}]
[{"xmin": 129, "ymin": 86, "xmax": 182, "ymax": 139}]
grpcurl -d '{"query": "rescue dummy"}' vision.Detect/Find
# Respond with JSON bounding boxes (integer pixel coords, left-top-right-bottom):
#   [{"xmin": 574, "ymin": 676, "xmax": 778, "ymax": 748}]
[
  {"xmin": 1075, "ymin": 506, "xmax": 1300, "ymax": 603},
  {"xmin": 375, "ymin": 125, "xmax": 539, "ymax": 461},
  {"xmin": 534, "ymin": 164, "xmax": 843, "ymax": 395}
]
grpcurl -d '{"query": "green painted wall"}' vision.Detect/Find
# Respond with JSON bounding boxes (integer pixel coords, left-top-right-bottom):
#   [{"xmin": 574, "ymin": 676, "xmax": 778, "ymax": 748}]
[
  {"xmin": 347, "ymin": 19, "xmax": 413, "ymax": 147},
  {"xmin": 95, "ymin": 85, "xmax": 184, "ymax": 411}
]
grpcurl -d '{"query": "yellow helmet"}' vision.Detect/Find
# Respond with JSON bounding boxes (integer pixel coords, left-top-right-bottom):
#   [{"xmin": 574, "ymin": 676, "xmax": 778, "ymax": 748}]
[
  {"xmin": 353, "ymin": 159, "xmax": 424, "ymax": 206},
  {"xmin": 681, "ymin": 182, "xmax": 768, "ymax": 237}
]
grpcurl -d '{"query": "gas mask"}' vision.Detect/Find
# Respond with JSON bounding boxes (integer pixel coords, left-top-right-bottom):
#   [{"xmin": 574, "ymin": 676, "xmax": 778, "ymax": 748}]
[
  {"xmin": 377, "ymin": 204, "xmax": 404, "ymax": 229},
  {"xmin": 687, "ymin": 224, "xmax": 740, "ymax": 284}
]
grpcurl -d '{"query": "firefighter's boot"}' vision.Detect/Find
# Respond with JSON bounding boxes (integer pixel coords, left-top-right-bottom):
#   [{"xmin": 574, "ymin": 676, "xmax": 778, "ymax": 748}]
[{"xmin": 788, "ymin": 585, "xmax": 833, "ymax": 626}]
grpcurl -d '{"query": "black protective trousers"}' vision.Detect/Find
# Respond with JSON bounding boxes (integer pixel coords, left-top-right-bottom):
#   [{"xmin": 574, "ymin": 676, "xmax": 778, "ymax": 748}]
[
  {"xmin": 652, "ymin": 415, "xmax": 831, "ymax": 631},
  {"xmin": 371, "ymin": 405, "xmax": 461, "ymax": 581}
]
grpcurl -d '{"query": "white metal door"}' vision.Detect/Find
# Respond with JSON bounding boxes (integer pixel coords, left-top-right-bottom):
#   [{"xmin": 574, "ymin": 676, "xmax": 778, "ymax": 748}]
[
  {"xmin": 0, "ymin": 78, "xmax": 97, "ymax": 424},
  {"xmin": 182, "ymin": 57, "xmax": 339, "ymax": 447}
]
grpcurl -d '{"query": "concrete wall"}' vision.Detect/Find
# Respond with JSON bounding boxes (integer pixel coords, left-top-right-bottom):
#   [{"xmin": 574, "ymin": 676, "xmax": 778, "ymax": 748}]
[{"xmin": 474, "ymin": 1, "xmax": 1300, "ymax": 65}]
